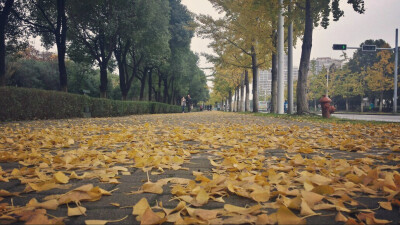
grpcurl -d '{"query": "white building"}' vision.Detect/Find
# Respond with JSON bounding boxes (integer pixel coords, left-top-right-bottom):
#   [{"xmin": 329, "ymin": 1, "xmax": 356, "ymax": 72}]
[
  {"xmin": 312, "ymin": 57, "xmax": 344, "ymax": 74},
  {"xmin": 258, "ymin": 55, "xmax": 299, "ymax": 100}
]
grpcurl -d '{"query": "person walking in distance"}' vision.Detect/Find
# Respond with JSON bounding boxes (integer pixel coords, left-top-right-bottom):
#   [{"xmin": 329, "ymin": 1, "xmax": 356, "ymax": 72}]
[
  {"xmin": 181, "ymin": 96, "xmax": 186, "ymax": 113},
  {"xmin": 187, "ymin": 95, "xmax": 192, "ymax": 113}
]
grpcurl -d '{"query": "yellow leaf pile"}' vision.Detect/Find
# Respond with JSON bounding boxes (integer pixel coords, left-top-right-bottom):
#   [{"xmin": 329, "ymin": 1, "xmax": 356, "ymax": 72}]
[{"xmin": 0, "ymin": 112, "xmax": 399, "ymax": 224}]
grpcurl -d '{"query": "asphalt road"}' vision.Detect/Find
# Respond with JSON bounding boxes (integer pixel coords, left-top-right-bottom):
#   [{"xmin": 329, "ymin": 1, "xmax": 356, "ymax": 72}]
[{"xmin": 332, "ymin": 113, "xmax": 400, "ymax": 122}]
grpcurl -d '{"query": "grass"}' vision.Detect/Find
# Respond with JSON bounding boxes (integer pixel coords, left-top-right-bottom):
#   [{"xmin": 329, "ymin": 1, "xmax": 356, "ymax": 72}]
[{"xmin": 239, "ymin": 111, "xmax": 394, "ymax": 125}]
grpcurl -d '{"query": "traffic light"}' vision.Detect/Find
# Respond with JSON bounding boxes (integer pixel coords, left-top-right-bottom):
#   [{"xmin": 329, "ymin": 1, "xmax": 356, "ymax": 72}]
[
  {"xmin": 362, "ymin": 45, "xmax": 376, "ymax": 51},
  {"xmin": 333, "ymin": 44, "xmax": 347, "ymax": 50}
]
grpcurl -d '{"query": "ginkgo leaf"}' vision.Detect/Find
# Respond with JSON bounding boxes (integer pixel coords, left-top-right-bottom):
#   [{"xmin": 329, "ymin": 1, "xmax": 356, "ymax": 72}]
[
  {"xmin": 142, "ymin": 182, "xmax": 163, "ymax": 194},
  {"xmin": 378, "ymin": 201, "xmax": 392, "ymax": 211},
  {"xmin": 26, "ymin": 198, "xmax": 59, "ymax": 210},
  {"xmin": 301, "ymin": 191, "xmax": 324, "ymax": 207},
  {"xmin": 166, "ymin": 212, "xmax": 182, "ymax": 223},
  {"xmin": 110, "ymin": 203, "xmax": 120, "ymax": 207},
  {"xmin": 250, "ymin": 189, "xmax": 270, "ymax": 202},
  {"xmin": 224, "ymin": 204, "xmax": 261, "ymax": 214},
  {"xmin": 335, "ymin": 212, "xmax": 348, "ymax": 222},
  {"xmin": 222, "ymin": 214, "xmax": 258, "ymax": 224},
  {"xmin": 300, "ymin": 198, "xmax": 319, "ymax": 216},
  {"xmin": 256, "ymin": 214, "xmax": 270, "ymax": 225},
  {"xmin": 54, "ymin": 171, "xmax": 70, "ymax": 184},
  {"xmin": 193, "ymin": 209, "xmax": 221, "ymax": 221},
  {"xmin": 140, "ymin": 207, "xmax": 165, "ymax": 225},
  {"xmin": 85, "ymin": 216, "xmax": 128, "ymax": 225},
  {"xmin": 68, "ymin": 206, "xmax": 87, "ymax": 216},
  {"xmin": 195, "ymin": 189, "xmax": 209, "ymax": 205},
  {"xmin": 276, "ymin": 205, "xmax": 306, "ymax": 225},
  {"xmin": 133, "ymin": 198, "xmax": 150, "ymax": 216}
]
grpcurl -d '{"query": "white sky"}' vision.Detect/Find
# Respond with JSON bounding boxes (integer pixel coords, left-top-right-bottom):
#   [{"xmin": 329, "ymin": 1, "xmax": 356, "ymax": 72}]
[{"xmin": 181, "ymin": 0, "xmax": 400, "ymax": 75}]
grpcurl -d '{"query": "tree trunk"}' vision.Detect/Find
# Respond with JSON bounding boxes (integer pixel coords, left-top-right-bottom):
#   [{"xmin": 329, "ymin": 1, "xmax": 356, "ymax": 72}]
[
  {"xmin": 379, "ymin": 92, "xmax": 383, "ymax": 112},
  {"xmin": 114, "ymin": 41, "xmax": 128, "ymax": 100},
  {"xmin": 297, "ymin": 0, "xmax": 313, "ymax": 114},
  {"xmin": 163, "ymin": 74, "xmax": 168, "ymax": 103},
  {"xmin": 271, "ymin": 52, "xmax": 278, "ymax": 113},
  {"xmin": 236, "ymin": 86, "xmax": 240, "ymax": 112},
  {"xmin": 314, "ymin": 99, "xmax": 317, "ymax": 111},
  {"xmin": 139, "ymin": 70, "xmax": 147, "ymax": 101},
  {"xmin": 240, "ymin": 73, "xmax": 244, "ymax": 112},
  {"xmin": 148, "ymin": 68, "xmax": 152, "ymax": 101},
  {"xmin": 245, "ymin": 70, "xmax": 250, "ymax": 111},
  {"xmin": 346, "ymin": 98, "xmax": 349, "ymax": 111},
  {"xmin": 360, "ymin": 95, "xmax": 364, "ymax": 113},
  {"xmin": 233, "ymin": 89, "xmax": 236, "ymax": 112},
  {"xmin": 0, "ymin": 0, "xmax": 14, "ymax": 87},
  {"xmin": 229, "ymin": 90, "xmax": 232, "ymax": 112},
  {"xmin": 157, "ymin": 71, "xmax": 162, "ymax": 102},
  {"xmin": 251, "ymin": 45, "xmax": 259, "ymax": 112},
  {"xmin": 99, "ymin": 62, "xmax": 108, "ymax": 98},
  {"xmin": 56, "ymin": 0, "xmax": 68, "ymax": 92},
  {"xmin": 169, "ymin": 77, "xmax": 174, "ymax": 104}
]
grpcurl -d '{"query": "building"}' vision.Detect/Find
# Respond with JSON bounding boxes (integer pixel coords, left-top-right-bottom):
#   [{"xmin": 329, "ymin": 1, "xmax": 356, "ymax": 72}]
[
  {"xmin": 258, "ymin": 55, "xmax": 299, "ymax": 100},
  {"xmin": 311, "ymin": 57, "xmax": 344, "ymax": 74}
]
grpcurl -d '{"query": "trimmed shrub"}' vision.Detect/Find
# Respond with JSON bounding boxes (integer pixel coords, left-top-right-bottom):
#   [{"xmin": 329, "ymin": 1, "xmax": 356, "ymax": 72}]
[{"xmin": 0, "ymin": 87, "xmax": 180, "ymax": 121}]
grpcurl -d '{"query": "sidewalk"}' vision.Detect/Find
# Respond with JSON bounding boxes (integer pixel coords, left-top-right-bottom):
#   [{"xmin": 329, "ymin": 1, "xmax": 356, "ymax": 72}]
[{"xmin": 0, "ymin": 112, "xmax": 399, "ymax": 224}]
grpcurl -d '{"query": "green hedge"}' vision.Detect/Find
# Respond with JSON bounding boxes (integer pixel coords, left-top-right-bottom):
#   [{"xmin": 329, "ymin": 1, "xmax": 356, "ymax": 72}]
[{"xmin": 0, "ymin": 87, "xmax": 180, "ymax": 121}]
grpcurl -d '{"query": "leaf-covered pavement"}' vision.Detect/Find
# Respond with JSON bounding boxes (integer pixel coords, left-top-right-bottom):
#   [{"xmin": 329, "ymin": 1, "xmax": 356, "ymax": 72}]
[{"xmin": 0, "ymin": 111, "xmax": 399, "ymax": 224}]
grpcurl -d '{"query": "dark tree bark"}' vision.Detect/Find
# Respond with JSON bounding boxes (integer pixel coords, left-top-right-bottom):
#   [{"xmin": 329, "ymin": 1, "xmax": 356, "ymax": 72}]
[
  {"xmin": 56, "ymin": 0, "xmax": 68, "ymax": 92},
  {"xmin": 114, "ymin": 39, "xmax": 132, "ymax": 100},
  {"xmin": 139, "ymin": 69, "xmax": 147, "ymax": 101},
  {"xmin": 169, "ymin": 77, "xmax": 174, "ymax": 104},
  {"xmin": 157, "ymin": 70, "xmax": 162, "ymax": 102},
  {"xmin": 148, "ymin": 68, "xmax": 152, "ymax": 101},
  {"xmin": 251, "ymin": 45, "xmax": 259, "ymax": 112},
  {"xmin": 245, "ymin": 70, "xmax": 249, "ymax": 111},
  {"xmin": 99, "ymin": 62, "xmax": 108, "ymax": 98},
  {"xmin": 163, "ymin": 73, "xmax": 168, "ymax": 103},
  {"xmin": 13, "ymin": 0, "xmax": 69, "ymax": 91},
  {"xmin": 271, "ymin": 52, "xmax": 278, "ymax": 113},
  {"xmin": 0, "ymin": 0, "xmax": 14, "ymax": 87},
  {"xmin": 297, "ymin": 0, "xmax": 313, "ymax": 114}
]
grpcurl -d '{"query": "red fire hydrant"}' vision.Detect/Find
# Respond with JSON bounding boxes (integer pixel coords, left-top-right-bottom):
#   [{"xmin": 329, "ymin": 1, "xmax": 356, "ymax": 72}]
[{"xmin": 319, "ymin": 95, "xmax": 336, "ymax": 118}]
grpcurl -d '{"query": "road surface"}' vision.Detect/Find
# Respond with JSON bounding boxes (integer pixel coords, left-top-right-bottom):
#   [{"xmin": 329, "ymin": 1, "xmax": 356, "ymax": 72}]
[{"xmin": 332, "ymin": 113, "xmax": 400, "ymax": 122}]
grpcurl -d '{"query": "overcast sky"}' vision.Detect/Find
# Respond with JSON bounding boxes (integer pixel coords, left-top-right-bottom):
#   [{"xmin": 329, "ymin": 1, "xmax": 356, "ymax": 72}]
[{"xmin": 181, "ymin": 0, "xmax": 400, "ymax": 74}]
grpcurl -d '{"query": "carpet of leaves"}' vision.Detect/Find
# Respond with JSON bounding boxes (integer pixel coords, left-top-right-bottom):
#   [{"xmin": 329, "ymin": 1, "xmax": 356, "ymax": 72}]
[{"xmin": 0, "ymin": 112, "xmax": 399, "ymax": 224}]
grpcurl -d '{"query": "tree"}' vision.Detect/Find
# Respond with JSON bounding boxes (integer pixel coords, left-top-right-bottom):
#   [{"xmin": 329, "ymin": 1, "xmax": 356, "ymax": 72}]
[
  {"xmin": 68, "ymin": 0, "xmax": 123, "ymax": 98},
  {"xmin": 347, "ymin": 39, "xmax": 391, "ymax": 112},
  {"xmin": 13, "ymin": 0, "xmax": 68, "ymax": 91},
  {"xmin": 295, "ymin": 0, "xmax": 365, "ymax": 114},
  {"xmin": 308, "ymin": 67, "xmax": 326, "ymax": 111},
  {"xmin": 163, "ymin": 0, "xmax": 195, "ymax": 104},
  {"xmin": 114, "ymin": 0, "xmax": 170, "ymax": 101},
  {"xmin": 366, "ymin": 47, "xmax": 394, "ymax": 112},
  {"xmin": 0, "ymin": 0, "xmax": 15, "ymax": 86},
  {"xmin": 198, "ymin": 0, "xmax": 274, "ymax": 112}
]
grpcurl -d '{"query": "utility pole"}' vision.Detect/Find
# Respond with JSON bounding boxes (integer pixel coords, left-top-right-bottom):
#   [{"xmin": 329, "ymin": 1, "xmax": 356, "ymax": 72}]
[
  {"xmin": 394, "ymin": 29, "xmax": 398, "ymax": 113},
  {"xmin": 288, "ymin": 0, "xmax": 294, "ymax": 114},
  {"xmin": 277, "ymin": 0, "xmax": 284, "ymax": 114},
  {"xmin": 326, "ymin": 68, "xmax": 329, "ymax": 96}
]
